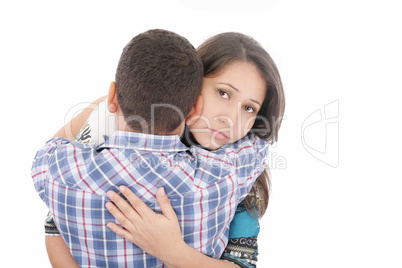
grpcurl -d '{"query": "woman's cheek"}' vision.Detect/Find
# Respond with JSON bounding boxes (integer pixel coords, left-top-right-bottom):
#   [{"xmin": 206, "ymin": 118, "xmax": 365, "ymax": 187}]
[{"xmin": 244, "ymin": 115, "xmax": 257, "ymax": 133}]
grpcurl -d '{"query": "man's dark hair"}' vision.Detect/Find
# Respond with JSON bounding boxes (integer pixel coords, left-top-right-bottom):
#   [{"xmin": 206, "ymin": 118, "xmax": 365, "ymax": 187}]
[{"xmin": 115, "ymin": 29, "xmax": 203, "ymax": 134}]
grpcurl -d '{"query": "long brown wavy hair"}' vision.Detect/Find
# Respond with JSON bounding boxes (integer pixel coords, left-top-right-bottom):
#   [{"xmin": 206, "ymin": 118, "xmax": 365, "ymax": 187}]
[{"xmin": 197, "ymin": 32, "xmax": 285, "ymax": 217}]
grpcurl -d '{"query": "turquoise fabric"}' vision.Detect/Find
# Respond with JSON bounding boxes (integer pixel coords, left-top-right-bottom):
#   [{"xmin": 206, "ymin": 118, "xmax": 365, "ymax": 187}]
[{"xmin": 228, "ymin": 210, "xmax": 260, "ymax": 238}]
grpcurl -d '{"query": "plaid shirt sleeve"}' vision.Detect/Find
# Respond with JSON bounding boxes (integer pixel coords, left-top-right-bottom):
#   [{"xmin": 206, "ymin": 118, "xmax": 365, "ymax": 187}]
[
  {"xmin": 31, "ymin": 137, "xmax": 75, "ymax": 203},
  {"xmin": 190, "ymin": 134, "xmax": 269, "ymax": 201}
]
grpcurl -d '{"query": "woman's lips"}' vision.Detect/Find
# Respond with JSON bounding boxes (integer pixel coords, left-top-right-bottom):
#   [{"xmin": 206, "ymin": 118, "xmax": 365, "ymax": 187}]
[{"xmin": 210, "ymin": 129, "xmax": 229, "ymax": 141}]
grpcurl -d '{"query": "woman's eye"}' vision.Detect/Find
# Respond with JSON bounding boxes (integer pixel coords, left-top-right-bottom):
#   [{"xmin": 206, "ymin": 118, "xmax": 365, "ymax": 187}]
[
  {"xmin": 218, "ymin": 90, "xmax": 229, "ymax": 99},
  {"xmin": 245, "ymin": 105, "xmax": 255, "ymax": 113}
]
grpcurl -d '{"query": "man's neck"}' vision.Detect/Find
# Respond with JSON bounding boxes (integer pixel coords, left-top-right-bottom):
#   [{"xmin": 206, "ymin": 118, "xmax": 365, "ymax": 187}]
[{"xmin": 114, "ymin": 113, "xmax": 185, "ymax": 137}]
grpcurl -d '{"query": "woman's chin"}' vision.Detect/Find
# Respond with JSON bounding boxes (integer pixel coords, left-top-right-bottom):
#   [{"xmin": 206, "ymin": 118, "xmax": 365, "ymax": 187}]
[{"xmin": 200, "ymin": 141, "xmax": 227, "ymax": 151}]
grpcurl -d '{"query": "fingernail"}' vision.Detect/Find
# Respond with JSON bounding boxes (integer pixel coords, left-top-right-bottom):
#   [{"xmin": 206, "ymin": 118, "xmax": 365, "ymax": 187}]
[
  {"xmin": 119, "ymin": 186, "xmax": 126, "ymax": 193},
  {"xmin": 158, "ymin": 187, "xmax": 165, "ymax": 196},
  {"xmin": 105, "ymin": 202, "xmax": 112, "ymax": 210},
  {"xmin": 107, "ymin": 191, "xmax": 114, "ymax": 199}
]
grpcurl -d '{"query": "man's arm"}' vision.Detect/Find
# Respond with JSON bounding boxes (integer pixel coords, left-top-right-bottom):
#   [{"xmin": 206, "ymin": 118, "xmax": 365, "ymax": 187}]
[
  {"xmin": 190, "ymin": 134, "xmax": 269, "ymax": 199},
  {"xmin": 39, "ymin": 96, "xmax": 106, "ymax": 267},
  {"xmin": 52, "ymin": 95, "xmax": 107, "ymax": 139},
  {"xmin": 46, "ymin": 236, "xmax": 79, "ymax": 268}
]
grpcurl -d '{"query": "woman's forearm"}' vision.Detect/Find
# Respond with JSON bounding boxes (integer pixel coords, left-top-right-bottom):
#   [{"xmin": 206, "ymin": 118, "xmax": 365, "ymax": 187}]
[
  {"xmin": 45, "ymin": 236, "xmax": 79, "ymax": 268},
  {"xmin": 52, "ymin": 95, "xmax": 107, "ymax": 139},
  {"xmin": 165, "ymin": 244, "xmax": 238, "ymax": 268},
  {"xmin": 45, "ymin": 234, "xmax": 237, "ymax": 268}
]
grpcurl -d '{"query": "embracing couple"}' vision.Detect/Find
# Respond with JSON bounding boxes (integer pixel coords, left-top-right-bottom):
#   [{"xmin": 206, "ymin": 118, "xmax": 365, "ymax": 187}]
[{"xmin": 32, "ymin": 29, "xmax": 285, "ymax": 267}]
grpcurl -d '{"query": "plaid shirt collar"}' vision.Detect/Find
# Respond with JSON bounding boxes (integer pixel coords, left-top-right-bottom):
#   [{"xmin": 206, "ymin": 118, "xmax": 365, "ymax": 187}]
[{"xmin": 98, "ymin": 130, "xmax": 188, "ymax": 152}]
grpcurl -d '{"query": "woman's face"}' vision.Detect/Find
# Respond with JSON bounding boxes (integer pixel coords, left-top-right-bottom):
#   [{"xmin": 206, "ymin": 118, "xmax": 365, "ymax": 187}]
[{"xmin": 188, "ymin": 61, "xmax": 266, "ymax": 150}]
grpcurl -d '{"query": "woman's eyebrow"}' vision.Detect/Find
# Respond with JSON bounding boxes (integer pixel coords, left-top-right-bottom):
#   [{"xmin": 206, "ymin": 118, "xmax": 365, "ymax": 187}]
[
  {"xmin": 217, "ymin": 82, "xmax": 261, "ymax": 107},
  {"xmin": 250, "ymin": 99, "xmax": 261, "ymax": 107},
  {"xmin": 217, "ymin": 82, "xmax": 239, "ymax": 92}
]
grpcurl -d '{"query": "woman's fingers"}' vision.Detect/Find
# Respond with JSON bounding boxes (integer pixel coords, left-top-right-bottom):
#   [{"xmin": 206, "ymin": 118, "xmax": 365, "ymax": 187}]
[
  {"xmin": 156, "ymin": 188, "xmax": 177, "ymax": 220},
  {"xmin": 106, "ymin": 221, "xmax": 135, "ymax": 242},
  {"xmin": 119, "ymin": 186, "xmax": 154, "ymax": 218},
  {"xmin": 105, "ymin": 186, "xmax": 185, "ymax": 262},
  {"xmin": 107, "ymin": 186, "xmax": 175, "ymax": 227},
  {"xmin": 105, "ymin": 201, "xmax": 136, "ymax": 231},
  {"xmin": 106, "ymin": 191, "xmax": 142, "ymax": 224}
]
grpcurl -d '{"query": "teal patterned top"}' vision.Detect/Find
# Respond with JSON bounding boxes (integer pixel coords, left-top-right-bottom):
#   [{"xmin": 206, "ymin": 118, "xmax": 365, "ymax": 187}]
[{"xmin": 220, "ymin": 196, "xmax": 260, "ymax": 267}]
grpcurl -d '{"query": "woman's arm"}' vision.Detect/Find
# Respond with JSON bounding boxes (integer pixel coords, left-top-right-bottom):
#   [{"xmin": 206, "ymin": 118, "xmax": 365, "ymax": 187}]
[
  {"xmin": 106, "ymin": 186, "xmax": 238, "ymax": 268},
  {"xmin": 52, "ymin": 95, "xmax": 107, "ymax": 139},
  {"xmin": 46, "ymin": 236, "xmax": 79, "ymax": 268}
]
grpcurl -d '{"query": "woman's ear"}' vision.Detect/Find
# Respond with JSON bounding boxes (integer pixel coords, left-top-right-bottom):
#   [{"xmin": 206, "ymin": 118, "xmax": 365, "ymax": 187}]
[
  {"xmin": 185, "ymin": 95, "xmax": 203, "ymax": 126},
  {"xmin": 107, "ymin": 82, "xmax": 118, "ymax": 113}
]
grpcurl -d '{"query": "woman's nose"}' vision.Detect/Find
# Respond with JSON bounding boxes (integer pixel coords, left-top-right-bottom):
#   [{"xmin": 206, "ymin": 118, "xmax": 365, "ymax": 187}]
[
  {"xmin": 215, "ymin": 105, "xmax": 240, "ymax": 128},
  {"xmin": 219, "ymin": 115, "xmax": 232, "ymax": 126}
]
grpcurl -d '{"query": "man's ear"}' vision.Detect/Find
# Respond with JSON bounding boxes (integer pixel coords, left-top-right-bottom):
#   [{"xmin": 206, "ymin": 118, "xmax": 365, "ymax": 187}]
[
  {"xmin": 185, "ymin": 95, "xmax": 204, "ymax": 126},
  {"xmin": 107, "ymin": 82, "xmax": 118, "ymax": 113}
]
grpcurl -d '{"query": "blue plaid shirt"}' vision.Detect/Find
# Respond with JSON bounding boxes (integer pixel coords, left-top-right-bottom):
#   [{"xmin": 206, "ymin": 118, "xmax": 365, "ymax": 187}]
[{"xmin": 32, "ymin": 131, "xmax": 268, "ymax": 267}]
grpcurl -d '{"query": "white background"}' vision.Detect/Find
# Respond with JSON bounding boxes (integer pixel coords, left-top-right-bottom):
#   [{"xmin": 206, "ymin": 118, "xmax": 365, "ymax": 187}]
[{"xmin": 1, "ymin": 0, "xmax": 401, "ymax": 267}]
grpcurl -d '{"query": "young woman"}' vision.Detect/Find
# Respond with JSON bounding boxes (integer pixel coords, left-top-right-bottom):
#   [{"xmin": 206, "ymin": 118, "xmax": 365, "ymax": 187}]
[{"xmin": 46, "ymin": 32, "xmax": 285, "ymax": 268}]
